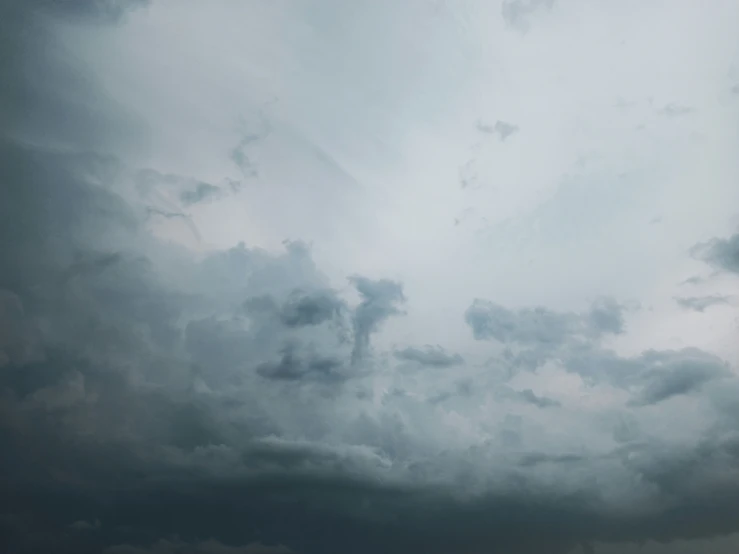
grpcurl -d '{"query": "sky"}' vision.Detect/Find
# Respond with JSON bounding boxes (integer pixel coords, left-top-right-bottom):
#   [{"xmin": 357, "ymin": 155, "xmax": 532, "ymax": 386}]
[{"xmin": 1, "ymin": 0, "xmax": 738, "ymax": 553}]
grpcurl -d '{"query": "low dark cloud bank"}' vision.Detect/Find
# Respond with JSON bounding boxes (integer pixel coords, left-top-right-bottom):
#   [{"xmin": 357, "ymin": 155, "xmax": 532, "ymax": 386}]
[{"xmin": 2, "ymin": 3, "xmax": 739, "ymax": 554}]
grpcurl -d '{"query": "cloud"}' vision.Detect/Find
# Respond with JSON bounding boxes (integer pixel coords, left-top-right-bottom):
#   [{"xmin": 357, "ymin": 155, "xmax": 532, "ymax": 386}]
[
  {"xmin": 135, "ymin": 168, "xmax": 229, "ymax": 208},
  {"xmin": 692, "ymin": 233, "xmax": 739, "ymax": 275},
  {"xmin": 255, "ymin": 341, "xmax": 345, "ymax": 383},
  {"xmin": 587, "ymin": 298, "xmax": 626, "ymax": 335},
  {"xmin": 394, "ymin": 345, "xmax": 464, "ymax": 367},
  {"xmin": 180, "ymin": 182, "xmax": 222, "ymax": 206},
  {"xmin": 477, "ymin": 120, "xmax": 519, "ymax": 141},
  {"xmin": 465, "ymin": 298, "xmax": 623, "ymax": 346},
  {"xmin": 2, "ymin": 2, "xmax": 739, "ymax": 554},
  {"xmin": 230, "ymin": 111, "xmax": 271, "ymax": 179},
  {"xmin": 278, "ymin": 289, "xmax": 344, "ymax": 328},
  {"xmin": 656, "ymin": 104, "xmax": 695, "ymax": 117},
  {"xmin": 628, "ymin": 349, "xmax": 731, "ymax": 406},
  {"xmin": 0, "ymin": 289, "xmax": 44, "ymax": 367},
  {"xmin": 27, "ymin": 0, "xmax": 149, "ymax": 22},
  {"xmin": 501, "ymin": 0, "xmax": 555, "ymax": 32},
  {"xmin": 516, "ymin": 388, "xmax": 561, "ymax": 408},
  {"xmin": 105, "ymin": 539, "xmax": 293, "ymax": 554},
  {"xmin": 675, "ymin": 295, "xmax": 731, "ymax": 312},
  {"xmin": 349, "ymin": 276, "xmax": 405, "ymax": 363},
  {"xmin": 70, "ymin": 519, "xmax": 101, "ymax": 531},
  {"xmin": 465, "ymin": 298, "xmax": 729, "ymax": 405}
]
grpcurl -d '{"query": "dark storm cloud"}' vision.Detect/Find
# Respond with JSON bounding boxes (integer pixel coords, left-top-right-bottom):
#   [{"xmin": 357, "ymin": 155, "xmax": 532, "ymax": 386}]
[
  {"xmin": 105, "ymin": 539, "xmax": 294, "ymax": 554},
  {"xmin": 349, "ymin": 276, "xmax": 405, "ymax": 363},
  {"xmin": 394, "ymin": 345, "xmax": 464, "ymax": 367},
  {"xmin": 675, "ymin": 295, "xmax": 731, "ymax": 312},
  {"xmin": 692, "ymin": 233, "xmax": 739, "ymax": 275}
]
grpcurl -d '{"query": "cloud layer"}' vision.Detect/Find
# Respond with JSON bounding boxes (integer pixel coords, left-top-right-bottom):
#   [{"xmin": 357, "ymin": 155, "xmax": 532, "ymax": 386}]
[{"xmin": 1, "ymin": 1, "xmax": 739, "ymax": 553}]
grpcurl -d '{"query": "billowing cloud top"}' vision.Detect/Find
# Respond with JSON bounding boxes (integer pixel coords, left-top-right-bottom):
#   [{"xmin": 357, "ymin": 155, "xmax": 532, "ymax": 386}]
[{"xmin": 1, "ymin": 1, "xmax": 739, "ymax": 553}]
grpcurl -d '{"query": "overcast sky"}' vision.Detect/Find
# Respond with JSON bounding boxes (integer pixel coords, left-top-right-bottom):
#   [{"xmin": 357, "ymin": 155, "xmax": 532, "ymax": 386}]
[{"xmin": 1, "ymin": 1, "xmax": 739, "ymax": 553}]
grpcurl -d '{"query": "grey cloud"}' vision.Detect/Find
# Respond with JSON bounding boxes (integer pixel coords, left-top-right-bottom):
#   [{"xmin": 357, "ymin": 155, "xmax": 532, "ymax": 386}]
[
  {"xmin": 466, "ymin": 299, "xmax": 578, "ymax": 344},
  {"xmin": 180, "ymin": 182, "xmax": 222, "ymax": 206},
  {"xmin": 467, "ymin": 298, "xmax": 729, "ymax": 405},
  {"xmin": 501, "ymin": 0, "xmax": 555, "ymax": 32},
  {"xmin": 4, "ymin": 3, "xmax": 739, "ymax": 554},
  {"xmin": 231, "ymin": 114, "xmax": 271, "ymax": 179},
  {"xmin": 0, "ymin": 289, "xmax": 44, "ymax": 367},
  {"xmin": 349, "ymin": 276, "xmax": 405, "ymax": 363},
  {"xmin": 136, "ymin": 169, "xmax": 224, "ymax": 207},
  {"xmin": 675, "ymin": 295, "xmax": 731, "ymax": 312},
  {"xmin": 587, "ymin": 298, "xmax": 626, "ymax": 335},
  {"xmin": 256, "ymin": 342, "xmax": 344, "ymax": 383},
  {"xmin": 517, "ymin": 388, "xmax": 561, "ymax": 408},
  {"xmin": 629, "ymin": 349, "xmax": 731, "ymax": 406},
  {"xmin": 562, "ymin": 344, "xmax": 647, "ymax": 387},
  {"xmin": 517, "ymin": 452, "xmax": 586, "ymax": 467},
  {"xmin": 489, "ymin": 386, "xmax": 561, "ymax": 408},
  {"xmin": 394, "ymin": 345, "xmax": 464, "ymax": 367},
  {"xmin": 477, "ymin": 120, "xmax": 519, "ymax": 141},
  {"xmin": 563, "ymin": 345, "xmax": 731, "ymax": 403},
  {"xmin": 692, "ymin": 233, "xmax": 739, "ymax": 275},
  {"xmin": 465, "ymin": 298, "xmax": 623, "ymax": 346},
  {"xmin": 680, "ymin": 275, "xmax": 705, "ymax": 286},
  {"xmin": 70, "ymin": 519, "xmax": 101, "ymax": 531},
  {"xmin": 28, "ymin": 0, "xmax": 149, "ymax": 22},
  {"xmin": 657, "ymin": 104, "xmax": 694, "ymax": 117},
  {"xmin": 145, "ymin": 207, "xmax": 202, "ymax": 241},
  {"xmin": 105, "ymin": 539, "xmax": 294, "ymax": 554},
  {"xmin": 279, "ymin": 289, "xmax": 344, "ymax": 328}
]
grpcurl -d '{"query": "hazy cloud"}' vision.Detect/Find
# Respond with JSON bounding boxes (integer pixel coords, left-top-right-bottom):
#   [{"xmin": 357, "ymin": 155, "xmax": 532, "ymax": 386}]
[
  {"xmin": 693, "ymin": 233, "xmax": 739, "ymax": 275},
  {"xmin": 516, "ymin": 388, "xmax": 561, "ymax": 408},
  {"xmin": 675, "ymin": 295, "xmax": 731, "ymax": 312},
  {"xmin": 349, "ymin": 276, "xmax": 405, "ymax": 363},
  {"xmin": 501, "ymin": 0, "xmax": 554, "ymax": 32},
  {"xmin": 279, "ymin": 289, "xmax": 344, "ymax": 328},
  {"xmin": 477, "ymin": 120, "xmax": 519, "ymax": 141},
  {"xmin": 394, "ymin": 345, "xmax": 464, "ymax": 367},
  {"xmin": 256, "ymin": 342, "xmax": 344, "ymax": 383},
  {"xmin": 465, "ymin": 298, "xmax": 623, "ymax": 346}
]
